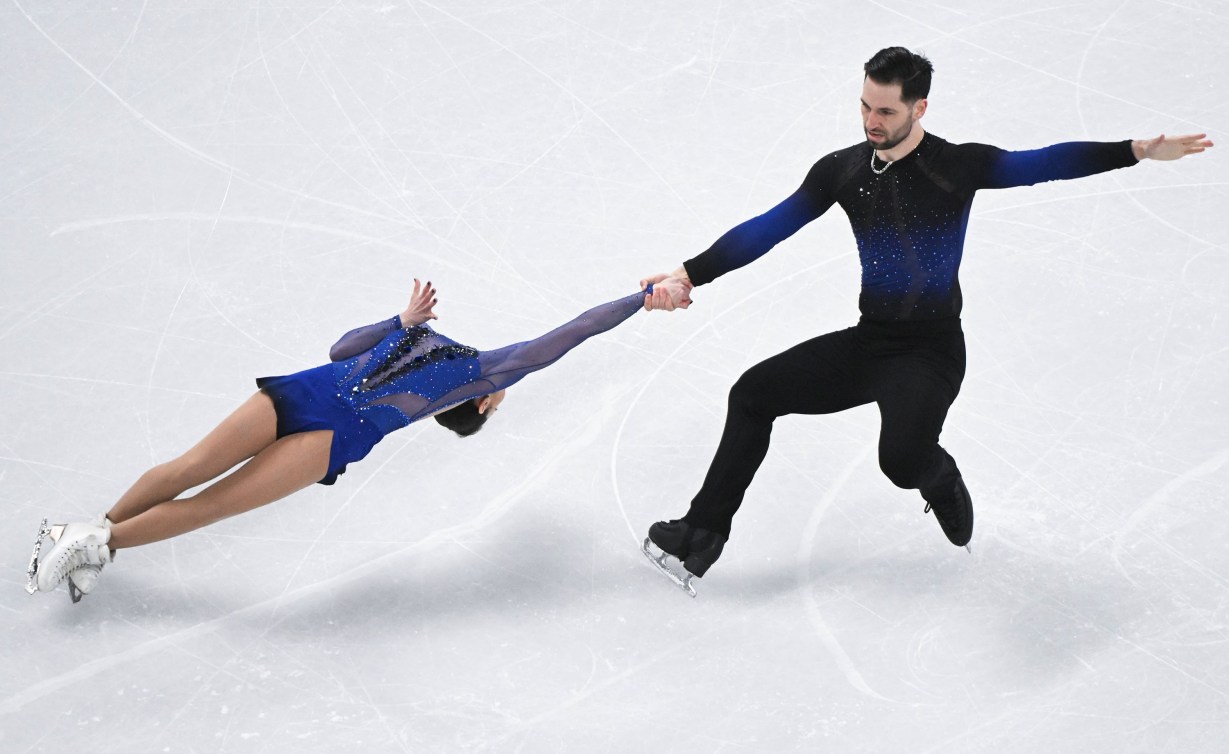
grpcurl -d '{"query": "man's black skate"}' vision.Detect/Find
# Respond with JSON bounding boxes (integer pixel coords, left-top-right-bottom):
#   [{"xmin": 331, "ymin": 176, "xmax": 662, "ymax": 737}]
[
  {"xmin": 922, "ymin": 477, "xmax": 974, "ymax": 550},
  {"xmin": 648, "ymin": 520, "xmax": 726, "ymax": 576},
  {"xmin": 642, "ymin": 519, "xmax": 726, "ymax": 597}
]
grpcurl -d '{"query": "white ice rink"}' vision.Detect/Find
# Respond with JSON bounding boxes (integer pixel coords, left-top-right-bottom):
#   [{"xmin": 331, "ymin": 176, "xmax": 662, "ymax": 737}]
[{"xmin": 2, "ymin": 1, "xmax": 1227, "ymax": 751}]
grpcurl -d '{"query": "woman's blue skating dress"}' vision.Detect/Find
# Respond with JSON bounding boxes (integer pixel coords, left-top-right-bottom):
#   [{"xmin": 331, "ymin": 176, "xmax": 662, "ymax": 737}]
[{"xmin": 256, "ymin": 291, "xmax": 645, "ymax": 484}]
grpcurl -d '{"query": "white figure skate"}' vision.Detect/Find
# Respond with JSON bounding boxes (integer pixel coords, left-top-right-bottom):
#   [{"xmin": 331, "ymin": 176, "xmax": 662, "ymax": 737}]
[
  {"xmin": 26, "ymin": 518, "xmax": 112, "ymax": 603},
  {"xmin": 64, "ymin": 515, "xmax": 114, "ymax": 598}
]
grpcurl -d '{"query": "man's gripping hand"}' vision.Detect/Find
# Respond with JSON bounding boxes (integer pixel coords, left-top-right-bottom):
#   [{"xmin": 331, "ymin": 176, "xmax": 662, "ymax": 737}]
[{"xmin": 641, "ymin": 267, "xmax": 693, "ymax": 311}]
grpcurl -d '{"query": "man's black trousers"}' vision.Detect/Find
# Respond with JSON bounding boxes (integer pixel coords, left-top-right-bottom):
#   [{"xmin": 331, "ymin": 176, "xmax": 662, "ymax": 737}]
[{"xmin": 682, "ymin": 318, "xmax": 967, "ymax": 538}]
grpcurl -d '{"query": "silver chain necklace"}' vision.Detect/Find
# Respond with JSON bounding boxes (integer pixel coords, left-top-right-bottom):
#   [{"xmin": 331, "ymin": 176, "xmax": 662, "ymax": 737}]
[{"xmin": 870, "ymin": 151, "xmax": 893, "ymax": 175}]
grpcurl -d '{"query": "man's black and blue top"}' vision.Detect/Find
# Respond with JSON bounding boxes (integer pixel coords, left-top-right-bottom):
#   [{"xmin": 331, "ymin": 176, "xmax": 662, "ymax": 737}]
[{"xmin": 683, "ymin": 132, "xmax": 1138, "ymax": 321}]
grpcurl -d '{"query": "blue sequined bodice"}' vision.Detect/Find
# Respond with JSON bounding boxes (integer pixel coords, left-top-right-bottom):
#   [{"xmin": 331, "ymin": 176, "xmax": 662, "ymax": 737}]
[
  {"xmin": 331, "ymin": 325, "xmax": 480, "ymax": 433},
  {"xmin": 321, "ymin": 291, "xmax": 647, "ymax": 438}
]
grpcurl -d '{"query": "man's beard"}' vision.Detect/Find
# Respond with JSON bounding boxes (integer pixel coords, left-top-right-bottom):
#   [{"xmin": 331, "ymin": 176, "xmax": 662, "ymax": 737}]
[{"xmin": 865, "ymin": 120, "xmax": 913, "ymax": 151}]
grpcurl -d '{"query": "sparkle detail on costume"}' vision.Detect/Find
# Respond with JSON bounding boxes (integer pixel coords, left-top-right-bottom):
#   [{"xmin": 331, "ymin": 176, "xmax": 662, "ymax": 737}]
[{"xmin": 331, "ymin": 324, "xmax": 483, "ymax": 436}]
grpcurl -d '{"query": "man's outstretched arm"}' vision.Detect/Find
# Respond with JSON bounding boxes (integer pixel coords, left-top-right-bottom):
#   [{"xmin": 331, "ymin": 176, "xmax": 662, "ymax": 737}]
[
  {"xmin": 641, "ymin": 156, "xmax": 839, "ymax": 311},
  {"xmin": 976, "ymin": 132, "xmax": 1213, "ymax": 190}
]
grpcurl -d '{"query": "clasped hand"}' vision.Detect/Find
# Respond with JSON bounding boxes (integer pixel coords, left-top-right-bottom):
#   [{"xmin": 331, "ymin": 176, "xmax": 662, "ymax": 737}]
[{"xmin": 640, "ymin": 272, "xmax": 693, "ymax": 311}]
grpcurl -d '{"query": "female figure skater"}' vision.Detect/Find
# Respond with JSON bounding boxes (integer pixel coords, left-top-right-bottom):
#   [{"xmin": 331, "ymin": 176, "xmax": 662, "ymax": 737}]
[{"xmin": 27, "ymin": 278, "xmax": 682, "ymax": 602}]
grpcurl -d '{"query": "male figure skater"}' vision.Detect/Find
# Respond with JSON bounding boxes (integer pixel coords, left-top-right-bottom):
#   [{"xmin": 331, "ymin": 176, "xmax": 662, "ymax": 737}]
[{"xmin": 639, "ymin": 46, "xmax": 1212, "ymax": 593}]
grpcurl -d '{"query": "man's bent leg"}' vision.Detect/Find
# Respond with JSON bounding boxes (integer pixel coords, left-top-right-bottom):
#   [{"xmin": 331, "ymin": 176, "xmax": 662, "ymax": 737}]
[
  {"xmin": 874, "ymin": 349, "xmax": 971, "ymax": 546},
  {"xmin": 681, "ymin": 328, "xmax": 870, "ymax": 538}
]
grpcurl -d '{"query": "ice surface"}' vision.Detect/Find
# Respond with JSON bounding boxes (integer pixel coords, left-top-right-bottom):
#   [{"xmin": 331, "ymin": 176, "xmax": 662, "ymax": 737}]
[{"xmin": 2, "ymin": 1, "xmax": 1227, "ymax": 751}]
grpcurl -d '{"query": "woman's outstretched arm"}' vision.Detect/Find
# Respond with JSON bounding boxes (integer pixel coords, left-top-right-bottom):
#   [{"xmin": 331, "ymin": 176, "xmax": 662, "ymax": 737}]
[{"xmin": 473, "ymin": 280, "xmax": 684, "ymax": 396}]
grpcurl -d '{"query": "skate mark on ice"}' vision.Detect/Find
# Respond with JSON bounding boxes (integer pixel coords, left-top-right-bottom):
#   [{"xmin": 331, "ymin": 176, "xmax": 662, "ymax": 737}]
[
  {"xmin": 232, "ymin": 1, "xmax": 343, "ymax": 79},
  {"xmin": 50, "ymin": 213, "xmax": 463, "ymax": 271},
  {"xmin": 145, "ymin": 281, "xmax": 190, "ymax": 391},
  {"xmin": 482, "ymin": 625, "xmax": 723, "ymax": 748},
  {"xmin": 0, "ymin": 247, "xmax": 144, "ymax": 344},
  {"xmin": 1043, "ymin": 592, "xmax": 1229, "ymax": 703},
  {"xmin": 794, "ymin": 440, "xmax": 901, "ymax": 703},
  {"xmin": 866, "ymin": 0, "xmax": 1210, "ymax": 128},
  {"xmin": 251, "ymin": 24, "xmax": 421, "ymax": 229},
  {"xmin": 388, "ymin": 1, "xmax": 569, "ymax": 317},
  {"xmin": 952, "ymin": 425, "xmax": 1121, "ymax": 558},
  {"xmin": 11, "ymin": 0, "xmax": 245, "ymax": 176},
  {"xmin": 14, "ymin": 0, "xmax": 430, "ymax": 233},
  {"xmin": 977, "ymin": 183, "xmax": 1229, "ymax": 219},
  {"xmin": 416, "ymin": 0, "xmax": 706, "ymax": 226},
  {"xmin": 267, "ymin": 422, "xmax": 430, "ymax": 607},
  {"xmin": 264, "ymin": 387, "xmax": 620, "ymax": 625},
  {"xmin": 1109, "ymin": 444, "xmax": 1229, "ymax": 590}
]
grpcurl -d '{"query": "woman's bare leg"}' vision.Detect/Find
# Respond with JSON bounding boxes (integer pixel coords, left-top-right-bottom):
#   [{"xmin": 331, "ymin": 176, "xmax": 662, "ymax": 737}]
[
  {"xmin": 107, "ymin": 392, "xmax": 279, "ymax": 524},
  {"xmin": 109, "ymin": 429, "xmax": 332, "ymax": 549}
]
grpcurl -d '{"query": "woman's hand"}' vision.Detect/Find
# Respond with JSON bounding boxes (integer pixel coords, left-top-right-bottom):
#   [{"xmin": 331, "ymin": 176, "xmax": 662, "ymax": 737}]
[{"xmin": 400, "ymin": 278, "xmax": 438, "ymax": 327}]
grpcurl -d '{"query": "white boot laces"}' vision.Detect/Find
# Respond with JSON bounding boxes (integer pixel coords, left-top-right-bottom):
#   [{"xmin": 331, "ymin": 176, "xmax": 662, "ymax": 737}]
[{"xmin": 52, "ymin": 541, "xmax": 109, "ymax": 586}]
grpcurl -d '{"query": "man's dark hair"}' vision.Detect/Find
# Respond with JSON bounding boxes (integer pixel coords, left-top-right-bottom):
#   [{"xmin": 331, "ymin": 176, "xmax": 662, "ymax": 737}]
[
  {"xmin": 433, "ymin": 398, "xmax": 489, "ymax": 437},
  {"xmin": 864, "ymin": 47, "xmax": 934, "ymax": 103}
]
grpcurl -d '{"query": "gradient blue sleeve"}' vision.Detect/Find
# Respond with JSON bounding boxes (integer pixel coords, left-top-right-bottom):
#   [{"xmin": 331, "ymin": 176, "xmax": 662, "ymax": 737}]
[
  {"xmin": 328, "ymin": 315, "xmax": 403, "ymax": 362},
  {"xmin": 969, "ymin": 140, "xmax": 1138, "ymax": 190},
  {"xmin": 683, "ymin": 158, "xmax": 837, "ymax": 287}
]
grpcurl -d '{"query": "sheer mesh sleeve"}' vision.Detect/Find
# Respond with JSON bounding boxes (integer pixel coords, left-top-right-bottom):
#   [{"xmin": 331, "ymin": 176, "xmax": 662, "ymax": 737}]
[
  {"xmin": 404, "ymin": 290, "xmax": 646, "ymax": 420},
  {"xmin": 328, "ymin": 314, "xmax": 403, "ymax": 362},
  {"xmin": 480, "ymin": 290, "xmax": 645, "ymax": 389}
]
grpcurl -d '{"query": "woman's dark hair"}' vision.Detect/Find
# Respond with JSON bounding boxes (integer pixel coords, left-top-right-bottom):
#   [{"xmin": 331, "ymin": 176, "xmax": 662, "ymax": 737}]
[
  {"xmin": 863, "ymin": 47, "xmax": 934, "ymax": 104},
  {"xmin": 433, "ymin": 398, "xmax": 490, "ymax": 437}
]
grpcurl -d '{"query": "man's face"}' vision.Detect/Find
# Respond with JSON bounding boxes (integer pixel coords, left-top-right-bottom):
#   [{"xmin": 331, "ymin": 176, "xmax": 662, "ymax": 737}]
[{"xmin": 860, "ymin": 77, "xmax": 925, "ymax": 150}]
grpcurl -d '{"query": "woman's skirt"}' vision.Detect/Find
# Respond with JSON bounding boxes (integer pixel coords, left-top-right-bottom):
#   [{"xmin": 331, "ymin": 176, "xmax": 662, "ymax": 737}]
[{"xmin": 255, "ymin": 364, "xmax": 387, "ymax": 485}]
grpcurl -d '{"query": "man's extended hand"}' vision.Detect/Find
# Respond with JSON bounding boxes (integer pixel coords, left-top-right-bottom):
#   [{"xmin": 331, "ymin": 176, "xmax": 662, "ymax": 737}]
[
  {"xmin": 1133, "ymin": 133, "xmax": 1214, "ymax": 161},
  {"xmin": 641, "ymin": 268, "xmax": 693, "ymax": 311}
]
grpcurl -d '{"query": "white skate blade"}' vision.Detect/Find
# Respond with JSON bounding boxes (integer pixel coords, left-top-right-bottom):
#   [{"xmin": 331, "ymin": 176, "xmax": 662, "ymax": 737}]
[
  {"xmin": 641, "ymin": 538, "xmax": 697, "ymax": 598},
  {"xmin": 24, "ymin": 519, "xmax": 51, "ymax": 595}
]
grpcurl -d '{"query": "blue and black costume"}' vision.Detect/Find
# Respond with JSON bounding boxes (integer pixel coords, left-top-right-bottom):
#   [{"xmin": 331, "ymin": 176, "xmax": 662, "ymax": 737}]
[
  {"xmin": 679, "ymin": 133, "xmax": 1138, "ymax": 537},
  {"xmin": 257, "ymin": 291, "xmax": 646, "ymax": 484}
]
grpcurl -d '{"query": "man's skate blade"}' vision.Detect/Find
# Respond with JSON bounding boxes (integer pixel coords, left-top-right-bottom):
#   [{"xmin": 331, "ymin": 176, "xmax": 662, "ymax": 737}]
[{"xmin": 640, "ymin": 538, "xmax": 697, "ymax": 598}]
